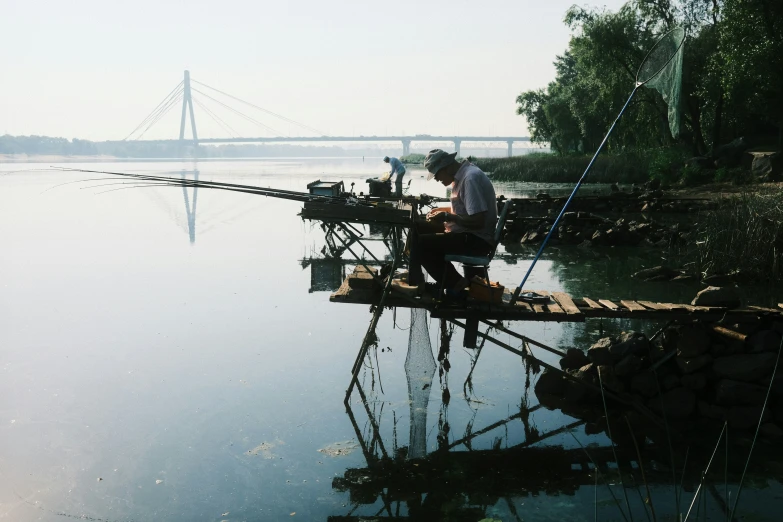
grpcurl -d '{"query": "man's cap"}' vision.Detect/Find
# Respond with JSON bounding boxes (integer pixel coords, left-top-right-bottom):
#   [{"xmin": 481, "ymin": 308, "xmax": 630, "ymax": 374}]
[
  {"xmin": 383, "ymin": 156, "xmax": 390, "ymax": 162},
  {"xmin": 424, "ymin": 149, "xmax": 458, "ymax": 180}
]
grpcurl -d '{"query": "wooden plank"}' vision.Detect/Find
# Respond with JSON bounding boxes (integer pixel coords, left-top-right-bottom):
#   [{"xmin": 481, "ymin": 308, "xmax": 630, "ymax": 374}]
[
  {"xmin": 598, "ymin": 299, "xmax": 619, "ymax": 310},
  {"xmin": 514, "ymin": 301, "xmax": 533, "ymax": 312},
  {"xmin": 638, "ymin": 300, "xmax": 667, "ymax": 311},
  {"xmin": 583, "ymin": 297, "xmax": 604, "ymax": 309},
  {"xmin": 551, "ymin": 292, "xmax": 582, "ymax": 315},
  {"xmin": 620, "ymin": 300, "xmax": 647, "ymax": 312},
  {"xmin": 533, "ymin": 304, "xmax": 546, "ymax": 314},
  {"xmin": 547, "ymin": 302, "xmax": 565, "ymax": 314}
]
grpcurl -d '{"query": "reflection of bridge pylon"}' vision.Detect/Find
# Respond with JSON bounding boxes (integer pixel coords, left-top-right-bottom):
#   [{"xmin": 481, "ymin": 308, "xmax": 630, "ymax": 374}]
[{"xmin": 180, "ymin": 169, "xmax": 199, "ymax": 244}]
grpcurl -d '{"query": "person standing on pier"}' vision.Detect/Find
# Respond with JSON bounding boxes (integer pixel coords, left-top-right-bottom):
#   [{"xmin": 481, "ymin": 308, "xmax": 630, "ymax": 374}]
[
  {"xmin": 408, "ymin": 149, "xmax": 497, "ymax": 297},
  {"xmin": 383, "ymin": 156, "xmax": 406, "ymax": 197}
]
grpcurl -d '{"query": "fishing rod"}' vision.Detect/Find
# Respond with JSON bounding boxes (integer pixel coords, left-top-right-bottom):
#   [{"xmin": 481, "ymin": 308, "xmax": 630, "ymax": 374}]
[
  {"xmin": 54, "ymin": 167, "xmax": 374, "ymax": 205},
  {"xmin": 55, "ymin": 167, "xmax": 450, "ymax": 208}
]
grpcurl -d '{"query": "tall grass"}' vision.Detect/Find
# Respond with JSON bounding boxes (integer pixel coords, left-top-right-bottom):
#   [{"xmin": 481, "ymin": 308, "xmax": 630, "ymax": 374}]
[
  {"xmin": 695, "ymin": 188, "xmax": 783, "ymax": 279},
  {"xmin": 474, "ymin": 152, "xmax": 653, "ymax": 184}
]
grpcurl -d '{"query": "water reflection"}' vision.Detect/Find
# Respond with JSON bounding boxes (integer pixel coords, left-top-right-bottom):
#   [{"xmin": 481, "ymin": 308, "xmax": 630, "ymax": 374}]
[{"xmin": 180, "ymin": 168, "xmax": 199, "ymax": 244}]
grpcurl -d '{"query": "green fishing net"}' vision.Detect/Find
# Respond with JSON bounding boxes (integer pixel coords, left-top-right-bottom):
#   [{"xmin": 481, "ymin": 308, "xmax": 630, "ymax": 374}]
[{"xmin": 638, "ymin": 27, "xmax": 686, "ymax": 139}]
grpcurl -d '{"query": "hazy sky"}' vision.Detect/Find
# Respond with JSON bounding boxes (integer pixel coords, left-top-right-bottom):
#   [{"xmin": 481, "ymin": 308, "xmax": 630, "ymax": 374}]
[{"xmin": 0, "ymin": 0, "xmax": 628, "ymax": 141}]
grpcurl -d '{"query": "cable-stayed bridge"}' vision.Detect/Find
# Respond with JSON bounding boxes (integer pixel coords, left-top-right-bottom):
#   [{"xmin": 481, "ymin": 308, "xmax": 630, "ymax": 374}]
[{"xmin": 116, "ymin": 70, "xmax": 530, "ymax": 157}]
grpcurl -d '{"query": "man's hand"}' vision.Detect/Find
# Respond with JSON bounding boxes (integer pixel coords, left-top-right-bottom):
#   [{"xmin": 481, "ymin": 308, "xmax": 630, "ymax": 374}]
[{"xmin": 426, "ymin": 211, "xmax": 451, "ymax": 224}]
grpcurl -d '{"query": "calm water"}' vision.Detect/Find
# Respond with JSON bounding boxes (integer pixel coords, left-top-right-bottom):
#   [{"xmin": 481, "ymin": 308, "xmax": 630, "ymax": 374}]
[{"xmin": 1, "ymin": 158, "xmax": 781, "ymax": 521}]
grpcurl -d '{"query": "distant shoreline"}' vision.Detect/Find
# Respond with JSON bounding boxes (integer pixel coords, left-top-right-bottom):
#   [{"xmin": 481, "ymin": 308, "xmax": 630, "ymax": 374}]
[{"xmin": 0, "ymin": 154, "xmax": 386, "ymax": 164}]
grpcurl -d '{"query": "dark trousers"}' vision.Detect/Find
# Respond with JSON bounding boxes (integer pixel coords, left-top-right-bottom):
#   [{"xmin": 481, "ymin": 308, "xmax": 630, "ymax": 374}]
[{"xmin": 408, "ymin": 223, "xmax": 492, "ymax": 288}]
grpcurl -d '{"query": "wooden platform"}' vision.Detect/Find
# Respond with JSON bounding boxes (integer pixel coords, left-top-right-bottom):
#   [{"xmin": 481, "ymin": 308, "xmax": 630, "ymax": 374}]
[{"xmin": 330, "ymin": 269, "xmax": 782, "ymax": 323}]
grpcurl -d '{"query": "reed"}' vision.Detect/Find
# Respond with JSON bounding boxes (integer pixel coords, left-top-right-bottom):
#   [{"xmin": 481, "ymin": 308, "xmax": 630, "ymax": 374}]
[
  {"xmin": 694, "ymin": 188, "xmax": 783, "ymax": 280},
  {"xmin": 473, "ymin": 152, "xmax": 652, "ymax": 184}
]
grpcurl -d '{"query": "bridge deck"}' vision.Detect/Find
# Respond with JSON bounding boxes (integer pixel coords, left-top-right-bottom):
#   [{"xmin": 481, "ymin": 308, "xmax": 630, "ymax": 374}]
[{"xmin": 330, "ymin": 268, "xmax": 782, "ymax": 323}]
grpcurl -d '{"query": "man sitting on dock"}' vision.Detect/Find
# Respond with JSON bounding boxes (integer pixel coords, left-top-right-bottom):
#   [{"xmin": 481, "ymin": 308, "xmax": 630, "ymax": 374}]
[
  {"xmin": 383, "ymin": 156, "xmax": 406, "ymax": 197},
  {"xmin": 408, "ymin": 149, "xmax": 497, "ymax": 297}
]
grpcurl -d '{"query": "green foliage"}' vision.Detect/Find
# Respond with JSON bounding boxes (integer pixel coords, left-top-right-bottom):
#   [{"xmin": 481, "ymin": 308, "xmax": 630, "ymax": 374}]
[
  {"xmin": 714, "ymin": 166, "xmax": 752, "ymax": 185},
  {"xmin": 473, "ymin": 152, "xmax": 650, "ymax": 184},
  {"xmin": 680, "ymin": 163, "xmax": 712, "ymax": 186},
  {"xmin": 648, "ymin": 146, "xmax": 687, "ymax": 184},
  {"xmin": 400, "ymin": 153, "xmax": 425, "ymax": 164},
  {"xmin": 516, "ymin": 0, "xmax": 783, "ymax": 156}
]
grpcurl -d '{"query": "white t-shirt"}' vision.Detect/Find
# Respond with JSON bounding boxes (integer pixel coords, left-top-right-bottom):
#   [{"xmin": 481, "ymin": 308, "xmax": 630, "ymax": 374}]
[{"xmin": 445, "ymin": 160, "xmax": 497, "ymax": 244}]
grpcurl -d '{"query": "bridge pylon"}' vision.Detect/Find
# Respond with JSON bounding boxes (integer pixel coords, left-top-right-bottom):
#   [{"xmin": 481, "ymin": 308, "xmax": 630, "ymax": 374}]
[{"xmin": 179, "ymin": 70, "xmax": 198, "ymax": 143}]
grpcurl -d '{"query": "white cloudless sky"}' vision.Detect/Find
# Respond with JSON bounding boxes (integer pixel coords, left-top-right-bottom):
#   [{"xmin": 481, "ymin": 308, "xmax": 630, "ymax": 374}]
[{"xmin": 0, "ymin": 0, "xmax": 628, "ymax": 141}]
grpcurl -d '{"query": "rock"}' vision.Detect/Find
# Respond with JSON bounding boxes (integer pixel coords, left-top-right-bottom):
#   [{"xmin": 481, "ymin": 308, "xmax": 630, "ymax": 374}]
[
  {"xmin": 535, "ymin": 368, "xmax": 565, "ymax": 396},
  {"xmin": 578, "ymin": 363, "xmax": 596, "ymax": 375},
  {"xmin": 713, "ymin": 353, "xmax": 777, "ymax": 382},
  {"xmin": 691, "ymin": 286, "xmax": 741, "ymax": 308},
  {"xmin": 760, "ymin": 423, "xmax": 783, "ymax": 439},
  {"xmin": 676, "ymin": 324, "xmax": 711, "ymax": 357},
  {"xmin": 702, "ymin": 274, "xmax": 738, "ymax": 286},
  {"xmin": 671, "ymin": 274, "xmax": 696, "ymax": 282},
  {"xmin": 726, "ymin": 405, "xmax": 770, "ymax": 430},
  {"xmin": 563, "ymin": 379, "xmax": 589, "ymax": 402},
  {"xmin": 710, "ymin": 343, "xmax": 737, "ymax": 357},
  {"xmin": 648, "ymin": 388, "xmax": 696, "ymax": 420},
  {"xmin": 588, "ymin": 338, "xmax": 614, "ymax": 365},
  {"xmin": 751, "ymin": 152, "xmax": 783, "ymax": 182},
  {"xmin": 746, "ymin": 330, "xmax": 782, "ymax": 354},
  {"xmin": 632, "ymin": 266, "xmax": 678, "ymax": 280},
  {"xmin": 761, "ymin": 375, "xmax": 783, "ymax": 401},
  {"xmin": 715, "ymin": 379, "xmax": 768, "ymax": 406},
  {"xmin": 536, "ymin": 192, "xmax": 551, "ymax": 199},
  {"xmin": 560, "ymin": 348, "xmax": 590, "ymax": 371},
  {"xmin": 521, "ymin": 231, "xmax": 541, "ymax": 244},
  {"xmin": 615, "ymin": 354, "xmax": 643, "ymax": 378},
  {"xmin": 630, "ymin": 371, "xmax": 658, "ymax": 398},
  {"xmin": 597, "ymin": 365, "xmax": 624, "ymax": 393},
  {"xmin": 711, "ymin": 137, "xmax": 749, "ymax": 168},
  {"xmin": 677, "ymin": 353, "xmax": 713, "ymax": 374},
  {"xmin": 610, "ymin": 331, "xmax": 649, "ymax": 359},
  {"xmin": 687, "ymin": 156, "xmax": 714, "ymax": 170},
  {"xmin": 681, "ymin": 373, "xmax": 707, "ymax": 390},
  {"xmin": 661, "ymin": 372, "xmax": 680, "ymax": 390},
  {"xmin": 698, "ymin": 401, "xmax": 726, "ymax": 421}
]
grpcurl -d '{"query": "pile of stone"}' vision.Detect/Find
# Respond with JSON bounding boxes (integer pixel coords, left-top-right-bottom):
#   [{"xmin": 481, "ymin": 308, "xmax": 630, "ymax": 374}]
[
  {"xmin": 503, "ymin": 212, "xmax": 692, "ymax": 248},
  {"xmin": 536, "ymin": 321, "xmax": 782, "ymax": 437}
]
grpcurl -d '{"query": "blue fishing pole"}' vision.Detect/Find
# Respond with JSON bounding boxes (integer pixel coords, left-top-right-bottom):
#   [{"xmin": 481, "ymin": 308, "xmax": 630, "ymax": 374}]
[
  {"xmin": 510, "ymin": 27, "xmax": 686, "ymax": 305},
  {"xmin": 510, "ymin": 86, "xmax": 640, "ymax": 304}
]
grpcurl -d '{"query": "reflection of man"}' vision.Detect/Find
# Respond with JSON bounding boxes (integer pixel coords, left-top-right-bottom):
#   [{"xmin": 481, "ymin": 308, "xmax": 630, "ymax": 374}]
[
  {"xmin": 408, "ymin": 149, "xmax": 497, "ymax": 296},
  {"xmin": 383, "ymin": 156, "xmax": 406, "ymax": 197}
]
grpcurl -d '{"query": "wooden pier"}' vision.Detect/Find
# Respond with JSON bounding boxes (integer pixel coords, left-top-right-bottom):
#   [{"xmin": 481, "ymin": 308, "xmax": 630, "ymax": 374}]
[{"xmin": 331, "ymin": 267, "xmax": 783, "ymax": 324}]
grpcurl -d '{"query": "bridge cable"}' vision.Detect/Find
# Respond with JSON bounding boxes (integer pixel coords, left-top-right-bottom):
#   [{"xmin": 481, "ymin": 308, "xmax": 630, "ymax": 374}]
[
  {"xmin": 136, "ymin": 91, "xmax": 184, "ymax": 140},
  {"xmin": 126, "ymin": 81, "xmax": 182, "ymax": 140},
  {"xmin": 131, "ymin": 90, "xmax": 183, "ymax": 140},
  {"xmin": 125, "ymin": 81, "xmax": 184, "ymax": 140},
  {"xmin": 192, "ymin": 97, "xmax": 238, "ymax": 138},
  {"xmin": 191, "ymin": 87, "xmax": 285, "ymax": 137},
  {"xmin": 191, "ymin": 79, "xmax": 325, "ymax": 136}
]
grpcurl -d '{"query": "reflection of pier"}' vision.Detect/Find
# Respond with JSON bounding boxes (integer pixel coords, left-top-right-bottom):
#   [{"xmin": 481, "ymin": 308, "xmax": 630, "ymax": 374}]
[
  {"xmin": 333, "ymin": 312, "xmax": 665, "ymax": 521},
  {"xmin": 300, "ymin": 258, "xmax": 348, "ymax": 293}
]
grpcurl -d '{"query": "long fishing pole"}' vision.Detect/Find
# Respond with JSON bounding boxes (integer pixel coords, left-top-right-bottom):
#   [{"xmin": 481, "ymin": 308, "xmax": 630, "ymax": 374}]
[
  {"xmin": 509, "ymin": 26, "xmax": 685, "ymax": 304},
  {"xmin": 509, "ymin": 86, "xmax": 640, "ymax": 304},
  {"xmin": 54, "ymin": 167, "xmax": 371, "ymax": 205}
]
